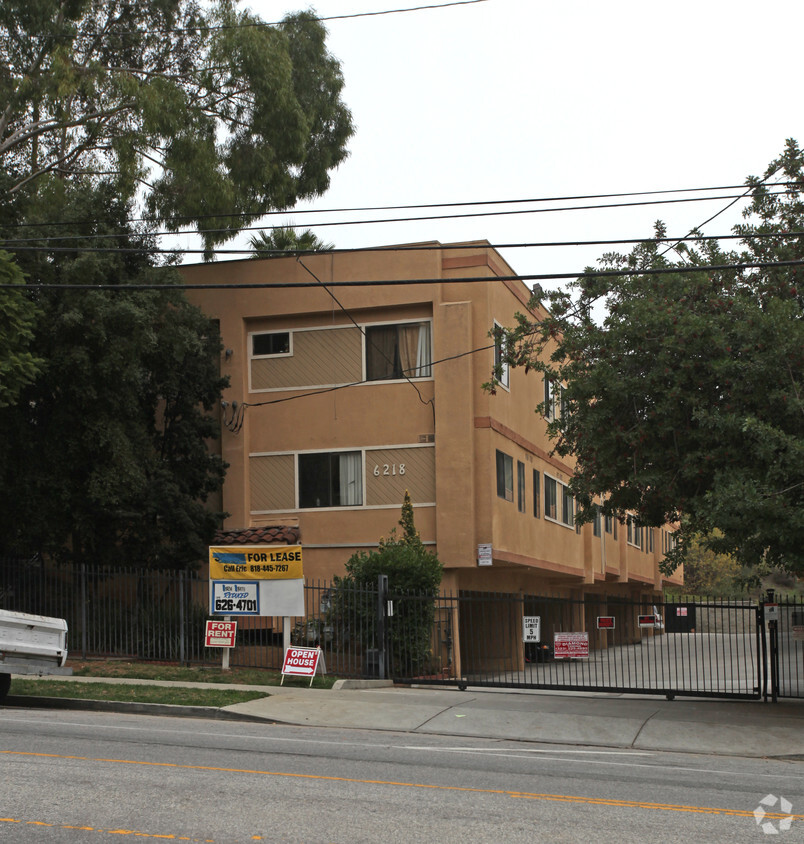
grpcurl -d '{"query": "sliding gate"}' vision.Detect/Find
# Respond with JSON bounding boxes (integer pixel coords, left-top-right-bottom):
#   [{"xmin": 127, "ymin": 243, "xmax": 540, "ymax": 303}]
[{"xmin": 389, "ymin": 591, "xmax": 764, "ymax": 700}]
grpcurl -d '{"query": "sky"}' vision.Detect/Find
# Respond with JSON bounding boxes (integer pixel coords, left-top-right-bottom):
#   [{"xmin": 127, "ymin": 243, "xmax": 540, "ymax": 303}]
[{"xmin": 186, "ymin": 0, "xmax": 804, "ymax": 296}]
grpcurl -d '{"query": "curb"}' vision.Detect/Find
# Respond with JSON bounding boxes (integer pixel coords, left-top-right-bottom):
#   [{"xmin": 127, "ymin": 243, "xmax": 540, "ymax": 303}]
[{"xmin": 3, "ymin": 695, "xmax": 270, "ymax": 723}]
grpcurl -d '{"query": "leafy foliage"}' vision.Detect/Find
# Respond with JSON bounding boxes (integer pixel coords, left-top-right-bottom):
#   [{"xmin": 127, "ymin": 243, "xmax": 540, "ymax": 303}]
[
  {"xmin": 0, "ymin": 250, "xmax": 41, "ymax": 407},
  {"xmin": 333, "ymin": 493, "xmax": 442, "ymax": 674},
  {"xmin": 0, "ymin": 181, "xmax": 228, "ymax": 568},
  {"xmin": 0, "ymin": 0, "xmax": 353, "ymax": 252},
  {"xmin": 248, "ymin": 225, "xmax": 333, "ymax": 257},
  {"xmin": 494, "ymin": 140, "xmax": 804, "ymax": 574}
]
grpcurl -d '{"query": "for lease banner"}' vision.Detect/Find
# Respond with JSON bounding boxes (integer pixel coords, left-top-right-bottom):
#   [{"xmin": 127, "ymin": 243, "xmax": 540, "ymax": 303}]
[{"xmin": 209, "ymin": 545, "xmax": 303, "ymax": 580}]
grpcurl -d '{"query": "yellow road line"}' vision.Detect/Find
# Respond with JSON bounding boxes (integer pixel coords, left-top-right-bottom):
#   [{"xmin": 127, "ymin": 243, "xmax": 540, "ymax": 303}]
[{"xmin": 2, "ymin": 750, "xmax": 802, "ymax": 824}]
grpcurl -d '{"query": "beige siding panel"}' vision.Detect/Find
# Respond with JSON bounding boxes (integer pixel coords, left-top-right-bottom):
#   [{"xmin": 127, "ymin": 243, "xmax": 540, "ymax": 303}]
[
  {"xmin": 252, "ymin": 327, "xmax": 362, "ymax": 390},
  {"xmin": 250, "ymin": 454, "xmax": 295, "ymax": 511},
  {"xmin": 366, "ymin": 447, "xmax": 435, "ymax": 507}
]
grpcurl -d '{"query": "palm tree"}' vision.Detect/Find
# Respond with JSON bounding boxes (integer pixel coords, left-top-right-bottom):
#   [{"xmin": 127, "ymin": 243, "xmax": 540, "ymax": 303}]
[{"xmin": 248, "ymin": 226, "xmax": 333, "ymax": 257}]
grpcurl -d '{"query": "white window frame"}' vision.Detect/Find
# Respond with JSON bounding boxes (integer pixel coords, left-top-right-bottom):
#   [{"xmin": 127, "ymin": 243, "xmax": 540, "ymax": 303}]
[
  {"xmin": 250, "ymin": 329, "xmax": 293, "ymax": 359},
  {"xmin": 493, "ymin": 321, "xmax": 510, "ymax": 391},
  {"xmin": 544, "ymin": 473, "xmax": 575, "ymax": 530}
]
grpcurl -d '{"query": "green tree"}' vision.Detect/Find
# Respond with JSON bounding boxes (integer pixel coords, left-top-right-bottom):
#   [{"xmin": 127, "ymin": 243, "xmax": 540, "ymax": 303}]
[
  {"xmin": 0, "ymin": 0, "xmax": 353, "ymax": 252},
  {"xmin": 0, "ymin": 250, "xmax": 41, "ymax": 407},
  {"xmin": 0, "ymin": 180, "xmax": 228, "ymax": 569},
  {"xmin": 248, "ymin": 226, "xmax": 333, "ymax": 257},
  {"xmin": 333, "ymin": 493, "xmax": 442, "ymax": 673},
  {"xmin": 495, "ymin": 140, "xmax": 804, "ymax": 575},
  {"xmin": 676, "ymin": 532, "xmax": 741, "ymax": 597}
]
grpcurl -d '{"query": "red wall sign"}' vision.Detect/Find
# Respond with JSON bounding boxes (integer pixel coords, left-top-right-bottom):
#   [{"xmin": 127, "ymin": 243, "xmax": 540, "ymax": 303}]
[
  {"xmin": 638, "ymin": 614, "xmax": 657, "ymax": 628},
  {"xmin": 554, "ymin": 632, "xmax": 589, "ymax": 659},
  {"xmin": 597, "ymin": 616, "xmax": 615, "ymax": 630}
]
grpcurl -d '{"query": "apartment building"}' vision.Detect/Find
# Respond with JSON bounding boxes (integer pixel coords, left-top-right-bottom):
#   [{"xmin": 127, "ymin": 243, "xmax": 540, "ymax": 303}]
[{"xmin": 180, "ymin": 241, "xmax": 682, "ymax": 606}]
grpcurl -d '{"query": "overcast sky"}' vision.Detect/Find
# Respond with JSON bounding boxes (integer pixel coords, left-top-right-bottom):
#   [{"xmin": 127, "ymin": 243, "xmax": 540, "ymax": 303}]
[{"xmin": 196, "ymin": 0, "xmax": 804, "ymax": 293}]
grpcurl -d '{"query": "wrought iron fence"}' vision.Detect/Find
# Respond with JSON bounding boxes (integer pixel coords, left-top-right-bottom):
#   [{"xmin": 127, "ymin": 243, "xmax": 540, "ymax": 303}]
[
  {"xmin": 389, "ymin": 590, "xmax": 765, "ymax": 700},
  {"xmin": 0, "ymin": 559, "xmax": 381, "ymax": 678},
  {"xmin": 2, "ymin": 557, "xmax": 800, "ymax": 699}
]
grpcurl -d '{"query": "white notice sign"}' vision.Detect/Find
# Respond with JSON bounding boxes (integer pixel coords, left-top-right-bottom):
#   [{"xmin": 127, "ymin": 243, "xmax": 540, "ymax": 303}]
[{"xmin": 522, "ymin": 616, "xmax": 541, "ymax": 643}]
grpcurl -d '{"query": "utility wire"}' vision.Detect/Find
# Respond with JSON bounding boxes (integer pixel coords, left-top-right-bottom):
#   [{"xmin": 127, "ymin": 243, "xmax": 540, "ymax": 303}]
[
  {"xmin": 1, "ymin": 190, "xmax": 794, "ymax": 245},
  {"xmin": 5, "ymin": 230, "xmax": 804, "ymax": 258},
  {"xmin": 2, "ymin": 258, "xmax": 803, "ymax": 291},
  {"xmin": 0, "ymin": 0, "xmax": 489, "ymax": 41},
  {"xmin": 3, "ymin": 184, "xmax": 782, "ymax": 231}
]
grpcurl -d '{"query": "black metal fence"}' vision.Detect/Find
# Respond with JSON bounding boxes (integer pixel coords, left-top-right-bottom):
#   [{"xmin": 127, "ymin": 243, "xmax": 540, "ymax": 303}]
[
  {"xmin": 1, "ymin": 557, "xmax": 801, "ymax": 700},
  {"xmin": 390, "ymin": 591, "xmax": 765, "ymax": 700},
  {"xmin": 0, "ymin": 558, "xmax": 381, "ymax": 678}
]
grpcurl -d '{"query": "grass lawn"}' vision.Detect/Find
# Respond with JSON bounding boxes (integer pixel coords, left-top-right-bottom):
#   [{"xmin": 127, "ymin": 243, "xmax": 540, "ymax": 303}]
[{"xmin": 6, "ymin": 658, "xmax": 336, "ymax": 706}]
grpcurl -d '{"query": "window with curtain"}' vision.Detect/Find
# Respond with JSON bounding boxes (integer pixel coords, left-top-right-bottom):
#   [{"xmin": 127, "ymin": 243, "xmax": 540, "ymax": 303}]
[
  {"xmin": 298, "ymin": 451, "xmax": 363, "ymax": 508},
  {"xmin": 365, "ymin": 322, "xmax": 431, "ymax": 380}
]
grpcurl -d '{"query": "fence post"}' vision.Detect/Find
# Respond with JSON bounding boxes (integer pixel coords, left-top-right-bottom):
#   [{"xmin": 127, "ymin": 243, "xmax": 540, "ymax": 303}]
[
  {"xmin": 81, "ymin": 563, "xmax": 87, "ymax": 659},
  {"xmin": 377, "ymin": 574, "xmax": 388, "ymax": 680},
  {"xmin": 179, "ymin": 570, "xmax": 186, "ymax": 666}
]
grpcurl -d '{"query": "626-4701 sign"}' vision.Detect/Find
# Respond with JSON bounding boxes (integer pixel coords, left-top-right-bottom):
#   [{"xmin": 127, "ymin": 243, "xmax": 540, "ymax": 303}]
[{"xmin": 211, "ymin": 582, "xmax": 260, "ymax": 616}]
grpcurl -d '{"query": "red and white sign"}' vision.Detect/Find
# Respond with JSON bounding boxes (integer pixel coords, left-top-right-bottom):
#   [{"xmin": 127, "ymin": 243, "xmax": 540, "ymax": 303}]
[
  {"xmin": 597, "ymin": 616, "xmax": 615, "ymax": 630},
  {"xmin": 205, "ymin": 619, "xmax": 237, "ymax": 648},
  {"xmin": 281, "ymin": 646, "xmax": 321, "ymax": 678},
  {"xmin": 638, "ymin": 614, "xmax": 657, "ymax": 628},
  {"xmin": 554, "ymin": 632, "xmax": 589, "ymax": 659}
]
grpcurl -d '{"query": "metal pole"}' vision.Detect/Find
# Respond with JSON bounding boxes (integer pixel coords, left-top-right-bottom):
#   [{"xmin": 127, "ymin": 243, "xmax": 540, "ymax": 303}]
[
  {"xmin": 377, "ymin": 574, "xmax": 388, "ymax": 680},
  {"xmin": 179, "ymin": 570, "xmax": 186, "ymax": 666}
]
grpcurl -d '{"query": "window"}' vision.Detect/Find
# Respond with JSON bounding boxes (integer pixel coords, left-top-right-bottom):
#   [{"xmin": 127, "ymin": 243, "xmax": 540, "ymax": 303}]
[
  {"xmin": 252, "ymin": 331, "xmax": 290, "ymax": 357},
  {"xmin": 493, "ymin": 322, "xmax": 510, "ymax": 389},
  {"xmin": 544, "ymin": 377, "xmax": 565, "ymax": 419},
  {"xmin": 517, "ymin": 461, "xmax": 526, "ymax": 513},
  {"xmin": 298, "ymin": 451, "xmax": 362, "ymax": 508},
  {"xmin": 544, "ymin": 376, "xmax": 554, "ymax": 419},
  {"xmin": 496, "ymin": 450, "xmax": 513, "ymax": 501},
  {"xmin": 532, "ymin": 470, "xmax": 540, "ymax": 518},
  {"xmin": 561, "ymin": 485, "xmax": 574, "ymax": 527},
  {"xmin": 544, "ymin": 475, "xmax": 557, "ymax": 520},
  {"xmin": 648, "ymin": 528, "xmax": 654, "ymax": 553},
  {"xmin": 365, "ymin": 322, "xmax": 431, "ymax": 380},
  {"xmin": 593, "ymin": 505, "xmax": 601, "ymax": 537}
]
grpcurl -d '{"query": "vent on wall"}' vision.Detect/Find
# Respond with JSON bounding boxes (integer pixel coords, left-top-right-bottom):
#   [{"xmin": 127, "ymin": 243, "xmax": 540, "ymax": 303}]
[{"xmin": 418, "ymin": 434, "xmax": 435, "ymax": 443}]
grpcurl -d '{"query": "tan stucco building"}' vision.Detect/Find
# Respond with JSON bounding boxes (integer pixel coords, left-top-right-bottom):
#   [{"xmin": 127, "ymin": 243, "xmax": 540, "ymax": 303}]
[{"xmin": 181, "ymin": 241, "xmax": 682, "ymax": 606}]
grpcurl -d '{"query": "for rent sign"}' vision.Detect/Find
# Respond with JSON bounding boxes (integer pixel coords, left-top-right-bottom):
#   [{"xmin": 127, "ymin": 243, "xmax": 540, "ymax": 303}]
[{"xmin": 205, "ymin": 620, "xmax": 237, "ymax": 648}]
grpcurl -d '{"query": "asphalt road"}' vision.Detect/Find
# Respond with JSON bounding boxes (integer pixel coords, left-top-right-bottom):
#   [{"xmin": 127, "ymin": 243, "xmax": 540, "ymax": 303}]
[{"xmin": 1, "ymin": 708, "xmax": 802, "ymax": 842}]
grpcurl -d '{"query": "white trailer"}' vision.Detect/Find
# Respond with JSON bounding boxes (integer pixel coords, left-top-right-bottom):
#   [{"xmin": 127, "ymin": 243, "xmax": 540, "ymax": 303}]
[{"xmin": 0, "ymin": 609, "xmax": 72, "ymax": 703}]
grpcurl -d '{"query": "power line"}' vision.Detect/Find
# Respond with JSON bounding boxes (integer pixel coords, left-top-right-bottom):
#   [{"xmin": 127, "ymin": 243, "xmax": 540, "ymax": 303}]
[
  {"xmin": 3, "ymin": 184, "xmax": 779, "ymax": 231},
  {"xmin": 3, "ymin": 258, "xmax": 803, "ymax": 292},
  {"xmin": 4, "ymin": 230, "xmax": 803, "ymax": 259},
  {"xmin": 0, "ymin": 1, "xmax": 489, "ymax": 41},
  {"xmin": 2, "ymin": 190, "xmax": 795, "ymax": 246}
]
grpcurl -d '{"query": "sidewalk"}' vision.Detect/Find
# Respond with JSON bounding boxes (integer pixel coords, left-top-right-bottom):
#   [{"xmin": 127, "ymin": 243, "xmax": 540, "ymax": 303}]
[{"xmin": 8, "ymin": 675, "xmax": 804, "ymax": 760}]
